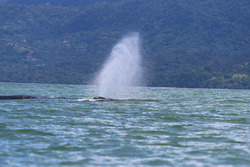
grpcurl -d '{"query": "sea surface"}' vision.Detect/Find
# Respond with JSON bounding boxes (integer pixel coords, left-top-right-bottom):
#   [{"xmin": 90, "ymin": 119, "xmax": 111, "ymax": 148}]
[{"xmin": 0, "ymin": 83, "xmax": 249, "ymax": 167}]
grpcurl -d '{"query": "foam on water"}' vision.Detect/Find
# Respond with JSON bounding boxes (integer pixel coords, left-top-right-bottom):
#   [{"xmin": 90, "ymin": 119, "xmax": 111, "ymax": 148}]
[{"xmin": 95, "ymin": 32, "xmax": 142, "ymax": 98}]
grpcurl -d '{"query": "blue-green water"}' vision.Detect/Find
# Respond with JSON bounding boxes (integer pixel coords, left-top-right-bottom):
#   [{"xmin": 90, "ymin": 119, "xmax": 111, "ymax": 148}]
[{"xmin": 0, "ymin": 83, "xmax": 249, "ymax": 166}]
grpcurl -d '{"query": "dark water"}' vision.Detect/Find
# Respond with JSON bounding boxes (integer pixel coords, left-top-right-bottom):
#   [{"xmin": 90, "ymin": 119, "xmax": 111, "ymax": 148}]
[{"xmin": 0, "ymin": 83, "xmax": 249, "ymax": 166}]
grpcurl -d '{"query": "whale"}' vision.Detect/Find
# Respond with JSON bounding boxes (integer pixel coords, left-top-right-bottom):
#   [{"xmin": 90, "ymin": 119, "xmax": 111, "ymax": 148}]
[
  {"xmin": 0, "ymin": 95, "xmax": 73, "ymax": 100},
  {"xmin": 92, "ymin": 96, "xmax": 114, "ymax": 101},
  {"xmin": 0, "ymin": 95, "xmax": 113, "ymax": 101},
  {"xmin": 93, "ymin": 96, "xmax": 106, "ymax": 100},
  {"xmin": 0, "ymin": 95, "xmax": 41, "ymax": 100}
]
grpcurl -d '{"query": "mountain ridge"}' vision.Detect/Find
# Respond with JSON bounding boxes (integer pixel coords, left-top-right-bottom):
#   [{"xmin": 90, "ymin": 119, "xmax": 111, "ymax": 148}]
[{"xmin": 0, "ymin": 0, "xmax": 249, "ymax": 89}]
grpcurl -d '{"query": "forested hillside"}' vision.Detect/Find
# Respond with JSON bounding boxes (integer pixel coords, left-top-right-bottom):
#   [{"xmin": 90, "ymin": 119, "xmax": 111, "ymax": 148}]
[{"xmin": 0, "ymin": 0, "xmax": 249, "ymax": 89}]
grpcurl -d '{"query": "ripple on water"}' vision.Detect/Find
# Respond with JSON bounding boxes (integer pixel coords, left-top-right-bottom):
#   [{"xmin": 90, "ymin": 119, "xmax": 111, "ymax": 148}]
[{"xmin": 0, "ymin": 84, "xmax": 250, "ymax": 166}]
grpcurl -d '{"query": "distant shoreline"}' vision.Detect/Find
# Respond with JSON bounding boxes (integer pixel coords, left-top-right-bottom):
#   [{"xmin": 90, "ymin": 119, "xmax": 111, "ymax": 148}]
[{"xmin": 1, "ymin": 82, "xmax": 249, "ymax": 90}]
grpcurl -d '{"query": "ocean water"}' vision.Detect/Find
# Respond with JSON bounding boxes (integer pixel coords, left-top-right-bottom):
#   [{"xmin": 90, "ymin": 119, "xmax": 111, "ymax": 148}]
[{"xmin": 0, "ymin": 83, "xmax": 249, "ymax": 166}]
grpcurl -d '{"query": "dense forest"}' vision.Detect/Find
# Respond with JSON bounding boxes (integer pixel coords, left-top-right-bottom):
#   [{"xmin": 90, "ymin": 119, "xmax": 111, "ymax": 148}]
[{"xmin": 0, "ymin": 0, "xmax": 249, "ymax": 89}]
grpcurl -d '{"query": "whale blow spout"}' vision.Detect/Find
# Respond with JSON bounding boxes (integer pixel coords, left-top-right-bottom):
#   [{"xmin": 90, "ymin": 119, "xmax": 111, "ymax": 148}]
[{"xmin": 95, "ymin": 32, "xmax": 142, "ymax": 98}]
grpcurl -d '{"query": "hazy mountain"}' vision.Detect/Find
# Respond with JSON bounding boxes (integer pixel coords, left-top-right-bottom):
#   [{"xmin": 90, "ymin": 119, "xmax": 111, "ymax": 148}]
[{"xmin": 0, "ymin": 0, "xmax": 249, "ymax": 88}]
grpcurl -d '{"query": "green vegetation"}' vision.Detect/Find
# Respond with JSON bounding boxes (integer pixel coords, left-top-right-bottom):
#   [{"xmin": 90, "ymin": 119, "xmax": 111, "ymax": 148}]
[{"xmin": 0, "ymin": 0, "xmax": 249, "ymax": 89}]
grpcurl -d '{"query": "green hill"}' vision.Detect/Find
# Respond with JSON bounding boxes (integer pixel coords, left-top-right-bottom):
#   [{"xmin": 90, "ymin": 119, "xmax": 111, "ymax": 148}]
[{"xmin": 0, "ymin": 0, "xmax": 249, "ymax": 89}]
